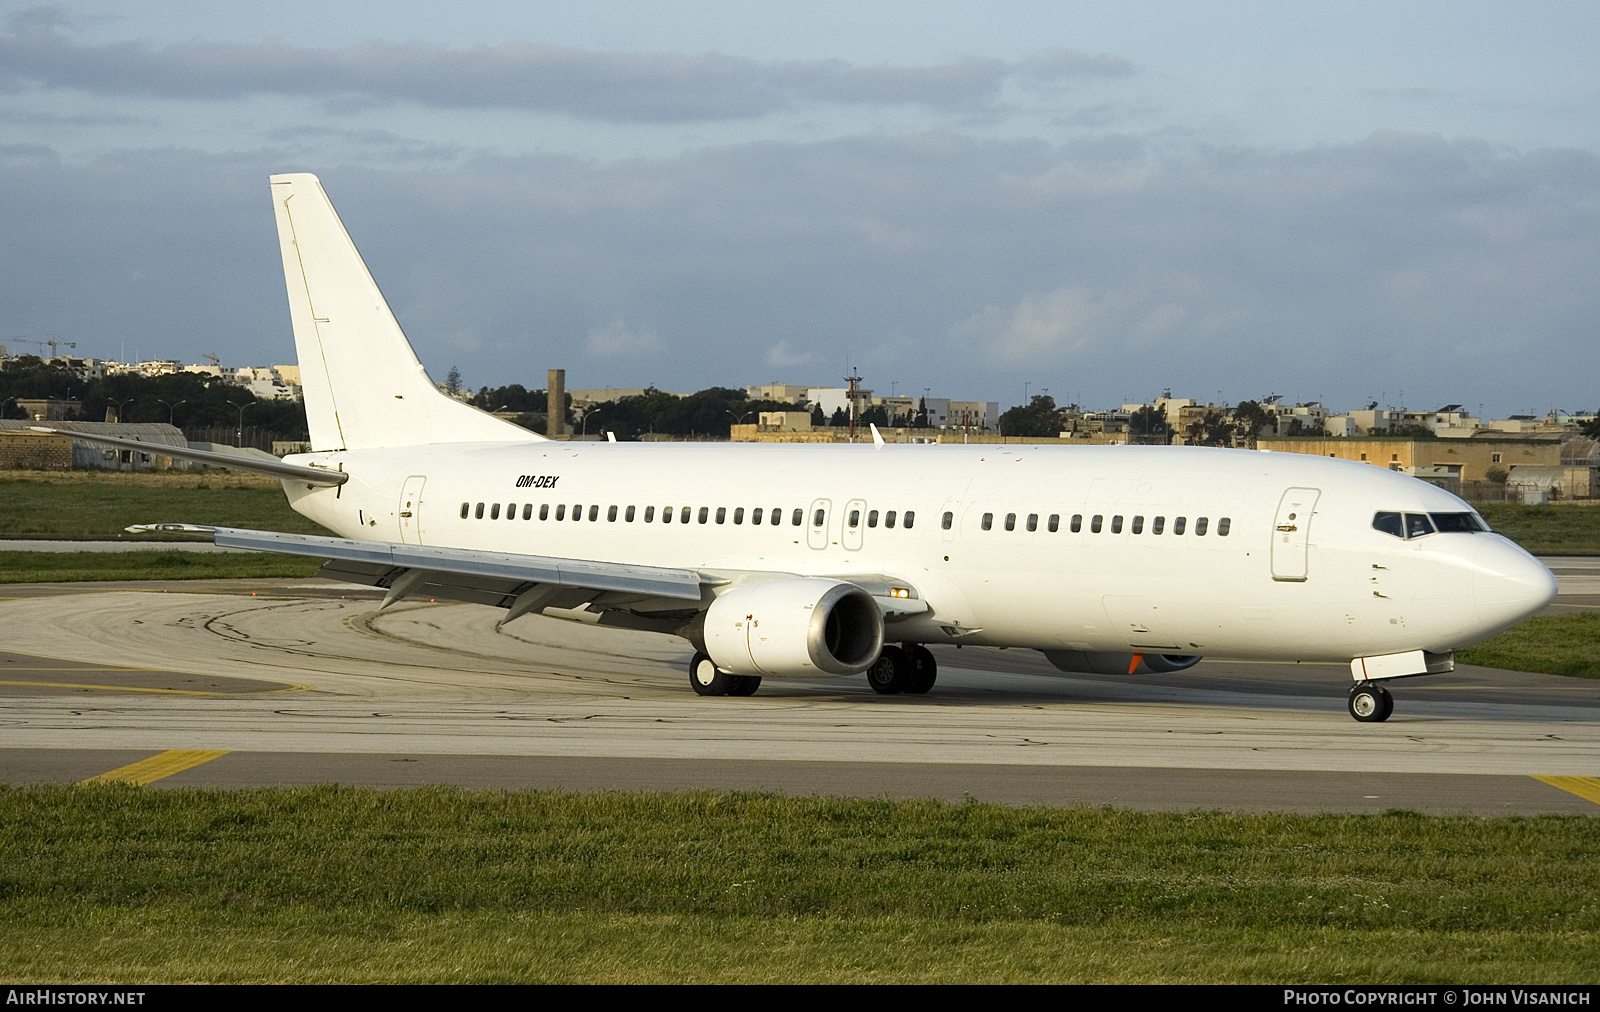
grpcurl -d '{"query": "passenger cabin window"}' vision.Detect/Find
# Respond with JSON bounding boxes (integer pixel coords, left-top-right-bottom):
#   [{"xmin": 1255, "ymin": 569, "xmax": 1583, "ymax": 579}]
[
  {"xmin": 589, "ymin": 505, "xmax": 599, "ymax": 522},
  {"xmin": 1048, "ymin": 514, "xmax": 1059, "ymax": 533},
  {"xmin": 475, "ymin": 503, "xmax": 485, "ymax": 519},
  {"xmin": 460, "ymin": 502, "xmax": 469, "ymax": 519},
  {"xmin": 699, "ymin": 507, "xmax": 709, "ymax": 524},
  {"xmin": 812, "ymin": 508, "xmax": 825, "ymax": 527},
  {"xmin": 1090, "ymin": 515, "xmax": 1102, "ymax": 533},
  {"xmin": 793, "ymin": 509, "xmax": 804, "ymax": 526},
  {"xmin": 942, "ymin": 512, "xmax": 953, "ymax": 530},
  {"xmin": 681, "ymin": 507, "xmax": 692, "ymax": 524},
  {"xmin": 849, "ymin": 510, "xmax": 861, "ymax": 528},
  {"xmin": 523, "ymin": 504, "xmax": 533, "ymax": 520},
  {"xmin": 771, "ymin": 508, "xmax": 781, "ymax": 526},
  {"xmin": 1196, "ymin": 517, "xmax": 1208, "ymax": 536},
  {"xmin": 540, "ymin": 504, "xmax": 549, "ymax": 520},
  {"xmin": 1153, "ymin": 516, "xmax": 1164, "ymax": 534},
  {"xmin": 734, "ymin": 508, "xmax": 744, "ymax": 524},
  {"xmin": 555, "ymin": 504, "xmax": 566, "ymax": 521},
  {"xmin": 1131, "ymin": 515, "xmax": 1143, "ymax": 534},
  {"xmin": 867, "ymin": 510, "xmax": 878, "ymax": 528},
  {"xmin": 626, "ymin": 506, "xmax": 635, "ymax": 522},
  {"xmin": 885, "ymin": 511, "xmax": 896, "ymax": 528},
  {"xmin": 608, "ymin": 505, "xmax": 618, "ymax": 522},
  {"xmin": 982, "ymin": 513, "xmax": 993, "ymax": 531},
  {"xmin": 904, "ymin": 511, "xmax": 915, "ymax": 529},
  {"xmin": 1027, "ymin": 513, "xmax": 1038, "ymax": 532},
  {"xmin": 1110, "ymin": 515, "xmax": 1123, "ymax": 534},
  {"xmin": 1217, "ymin": 517, "xmax": 1231, "ymax": 536},
  {"xmin": 716, "ymin": 507, "xmax": 726, "ymax": 524},
  {"xmin": 1004, "ymin": 513, "xmax": 1015, "ymax": 531},
  {"xmin": 1071, "ymin": 514, "xmax": 1082, "ymax": 533},
  {"xmin": 1173, "ymin": 517, "xmax": 1186, "ymax": 535},
  {"xmin": 662, "ymin": 506, "xmax": 672, "ymax": 523},
  {"xmin": 751, "ymin": 507, "xmax": 762, "ymax": 524},
  {"xmin": 491, "ymin": 503, "xmax": 501, "ymax": 520},
  {"xmin": 644, "ymin": 506, "xmax": 655, "ymax": 522}
]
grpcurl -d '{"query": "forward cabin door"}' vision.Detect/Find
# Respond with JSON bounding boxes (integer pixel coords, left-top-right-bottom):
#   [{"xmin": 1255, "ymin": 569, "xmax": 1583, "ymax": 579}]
[
  {"xmin": 398, "ymin": 475, "xmax": 426, "ymax": 544},
  {"xmin": 1270, "ymin": 487, "xmax": 1320, "ymax": 582}
]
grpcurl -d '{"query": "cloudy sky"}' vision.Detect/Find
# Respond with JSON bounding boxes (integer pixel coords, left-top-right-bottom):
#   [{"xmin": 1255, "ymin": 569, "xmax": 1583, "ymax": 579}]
[{"xmin": 1, "ymin": 2, "xmax": 1595, "ymax": 417}]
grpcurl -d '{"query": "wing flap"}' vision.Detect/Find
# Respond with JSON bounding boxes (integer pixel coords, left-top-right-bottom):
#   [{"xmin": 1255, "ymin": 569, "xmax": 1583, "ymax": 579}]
[{"xmin": 128, "ymin": 524, "xmax": 706, "ymax": 602}]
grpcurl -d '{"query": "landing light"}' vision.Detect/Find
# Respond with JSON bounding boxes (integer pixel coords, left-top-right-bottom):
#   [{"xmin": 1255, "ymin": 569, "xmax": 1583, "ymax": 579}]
[{"xmin": 889, "ymin": 587, "xmax": 910, "ymax": 599}]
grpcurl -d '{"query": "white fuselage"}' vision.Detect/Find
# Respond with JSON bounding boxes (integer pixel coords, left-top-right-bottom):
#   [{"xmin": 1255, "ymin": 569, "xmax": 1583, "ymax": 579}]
[{"xmin": 281, "ymin": 440, "xmax": 1556, "ymax": 666}]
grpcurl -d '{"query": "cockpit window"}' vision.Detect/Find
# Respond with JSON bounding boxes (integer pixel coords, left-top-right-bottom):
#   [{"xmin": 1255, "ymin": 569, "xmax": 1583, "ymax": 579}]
[
  {"xmin": 1372, "ymin": 512, "xmax": 1404, "ymax": 538},
  {"xmin": 1375, "ymin": 511, "xmax": 1481, "ymax": 540},
  {"xmin": 1431, "ymin": 512, "xmax": 1487, "ymax": 533}
]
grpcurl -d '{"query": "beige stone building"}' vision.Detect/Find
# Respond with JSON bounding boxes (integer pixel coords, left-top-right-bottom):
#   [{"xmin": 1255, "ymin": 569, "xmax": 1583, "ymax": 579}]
[{"xmin": 1260, "ymin": 434, "xmax": 1562, "ymax": 483}]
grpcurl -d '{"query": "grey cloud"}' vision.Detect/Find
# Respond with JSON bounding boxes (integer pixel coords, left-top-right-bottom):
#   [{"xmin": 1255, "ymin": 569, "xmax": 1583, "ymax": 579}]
[
  {"xmin": 0, "ymin": 132, "xmax": 1593, "ymax": 416},
  {"xmin": 0, "ymin": 19, "xmax": 1132, "ymax": 122}
]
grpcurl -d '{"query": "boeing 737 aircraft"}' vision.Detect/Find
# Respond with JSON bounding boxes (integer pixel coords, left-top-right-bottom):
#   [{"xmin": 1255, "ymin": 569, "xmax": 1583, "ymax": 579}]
[{"xmin": 42, "ymin": 174, "xmax": 1558, "ymax": 722}]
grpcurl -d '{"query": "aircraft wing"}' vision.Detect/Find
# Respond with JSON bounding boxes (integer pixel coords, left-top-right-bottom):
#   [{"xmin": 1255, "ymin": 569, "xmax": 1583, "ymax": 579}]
[{"xmin": 127, "ymin": 525, "xmax": 709, "ymax": 622}]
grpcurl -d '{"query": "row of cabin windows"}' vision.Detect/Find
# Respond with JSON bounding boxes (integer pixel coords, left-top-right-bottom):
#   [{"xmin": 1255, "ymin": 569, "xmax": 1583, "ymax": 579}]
[
  {"xmin": 460, "ymin": 501, "xmax": 916, "ymax": 529},
  {"xmin": 964, "ymin": 511, "xmax": 1231, "ymax": 537}
]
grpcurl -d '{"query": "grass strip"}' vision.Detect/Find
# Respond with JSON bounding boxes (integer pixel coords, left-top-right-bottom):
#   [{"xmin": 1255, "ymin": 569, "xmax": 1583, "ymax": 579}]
[
  {"xmin": 1457, "ymin": 613, "xmax": 1600, "ymax": 678},
  {"xmin": 1, "ymin": 785, "xmax": 1596, "ymax": 983},
  {"xmin": 1476, "ymin": 502, "xmax": 1600, "ymax": 555},
  {"xmin": 0, "ymin": 471, "xmax": 326, "ymax": 538},
  {"xmin": 0, "ymin": 550, "xmax": 321, "ymax": 583}
]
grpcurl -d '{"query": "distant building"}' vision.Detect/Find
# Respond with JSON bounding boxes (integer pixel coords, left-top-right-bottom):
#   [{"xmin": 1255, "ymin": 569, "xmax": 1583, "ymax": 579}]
[
  {"xmin": 1261, "ymin": 434, "xmax": 1564, "ymax": 485},
  {"xmin": 745, "ymin": 383, "xmax": 812, "ymax": 404}
]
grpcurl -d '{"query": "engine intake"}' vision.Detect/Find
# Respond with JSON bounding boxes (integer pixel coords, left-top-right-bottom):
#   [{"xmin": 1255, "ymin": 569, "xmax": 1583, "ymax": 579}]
[{"xmin": 704, "ymin": 578, "xmax": 884, "ymax": 677}]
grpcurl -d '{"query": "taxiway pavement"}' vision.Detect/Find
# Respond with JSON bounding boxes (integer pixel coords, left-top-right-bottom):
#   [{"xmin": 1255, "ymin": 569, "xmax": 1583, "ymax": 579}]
[{"xmin": 0, "ymin": 568, "xmax": 1595, "ymax": 814}]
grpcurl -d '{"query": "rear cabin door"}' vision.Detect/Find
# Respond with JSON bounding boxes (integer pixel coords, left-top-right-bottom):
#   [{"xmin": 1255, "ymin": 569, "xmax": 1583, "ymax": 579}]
[
  {"xmin": 1270, "ymin": 487, "xmax": 1320, "ymax": 582},
  {"xmin": 398, "ymin": 474, "xmax": 426, "ymax": 544}
]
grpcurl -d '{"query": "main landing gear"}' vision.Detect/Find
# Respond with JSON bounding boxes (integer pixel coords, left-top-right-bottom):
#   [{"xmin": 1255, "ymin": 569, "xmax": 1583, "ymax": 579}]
[
  {"xmin": 1347, "ymin": 682, "xmax": 1394, "ymax": 723},
  {"xmin": 865, "ymin": 644, "xmax": 937, "ymax": 695},
  {"xmin": 688, "ymin": 652, "xmax": 761, "ymax": 697}
]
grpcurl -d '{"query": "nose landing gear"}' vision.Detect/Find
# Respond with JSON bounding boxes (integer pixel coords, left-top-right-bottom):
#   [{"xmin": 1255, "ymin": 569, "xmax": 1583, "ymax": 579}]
[{"xmin": 1348, "ymin": 682, "xmax": 1394, "ymax": 722}]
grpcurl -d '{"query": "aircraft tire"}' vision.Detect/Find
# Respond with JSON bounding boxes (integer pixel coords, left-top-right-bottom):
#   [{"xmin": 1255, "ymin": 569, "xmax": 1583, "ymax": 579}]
[
  {"xmin": 1348, "ymin": 683, "xmax": 1393, "ymax": 723},
  {"xmin": 726, "ymin": 675, "xmax": 762, "ymax": 697},
  {"xmin": 690, "ymin": 652, "xmax": 732, "ymax": 696},
  {"xmin": 866, "ymin": 646, "xmax": 913, "ymax": 695},
  {"xmin": 905, "ymin": 644, "xmax": 937, "ymax": 694}
]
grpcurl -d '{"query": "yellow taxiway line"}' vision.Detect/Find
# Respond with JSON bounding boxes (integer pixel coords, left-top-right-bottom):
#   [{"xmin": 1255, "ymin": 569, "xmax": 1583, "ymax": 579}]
[
  {"xmin": 80, "ymin": 750, "xmax": 231, "ymax": 786},
  {"xmin": 1533, "ymin": 775, "xmax": 1600, "ymax": 807}
]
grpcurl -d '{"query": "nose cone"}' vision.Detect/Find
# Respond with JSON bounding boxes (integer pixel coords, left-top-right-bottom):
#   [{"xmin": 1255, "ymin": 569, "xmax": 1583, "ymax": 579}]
[{"xmin": 1472, "ymin": 536, "xmax": 1558, "ymax": 635}]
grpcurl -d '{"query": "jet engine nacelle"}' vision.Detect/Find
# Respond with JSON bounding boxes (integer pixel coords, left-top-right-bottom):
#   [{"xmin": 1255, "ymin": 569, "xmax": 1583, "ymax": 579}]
[
  {"xmin": 704, "ymin": 578, "xmax": 884, "ymax": 677},
  {"xmin": 1042, "ymin": 650, "xmax": 1202, "ymax": 675}
]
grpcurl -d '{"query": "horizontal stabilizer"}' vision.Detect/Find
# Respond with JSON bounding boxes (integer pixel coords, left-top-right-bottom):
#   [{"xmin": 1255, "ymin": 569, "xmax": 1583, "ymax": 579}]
[{"xmin": 33, "ymin": 427, "xmax": 346, "ymax": 485}]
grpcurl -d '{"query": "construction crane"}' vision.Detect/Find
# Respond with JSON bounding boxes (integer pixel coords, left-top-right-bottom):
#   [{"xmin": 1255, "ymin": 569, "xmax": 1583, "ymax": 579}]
[{"xmin": 4, "ymin": 336, "xmax": 77, "ymax": 358}]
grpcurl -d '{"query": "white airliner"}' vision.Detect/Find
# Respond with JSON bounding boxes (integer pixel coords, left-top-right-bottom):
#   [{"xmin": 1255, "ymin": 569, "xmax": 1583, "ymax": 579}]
[{"xmin": 44, "ymin": 174, "xmax": 1558, "ymax": 722}]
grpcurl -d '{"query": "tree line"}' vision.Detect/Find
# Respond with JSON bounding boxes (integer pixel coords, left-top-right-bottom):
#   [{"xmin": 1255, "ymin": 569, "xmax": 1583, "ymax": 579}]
[{"xmin": 0, "ymin": 356, "xmax": 310, "ymax": 447}]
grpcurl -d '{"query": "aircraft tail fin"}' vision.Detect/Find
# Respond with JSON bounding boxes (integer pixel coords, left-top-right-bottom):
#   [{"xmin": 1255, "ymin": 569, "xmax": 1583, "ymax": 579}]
[{"xmin": 270, "ymin": 173, "xmax": 540, "ymax": 450}]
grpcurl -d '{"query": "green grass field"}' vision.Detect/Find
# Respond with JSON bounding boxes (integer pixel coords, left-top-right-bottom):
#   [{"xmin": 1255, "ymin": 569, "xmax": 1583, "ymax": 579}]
[
  {"xmin": 0, "ymin": 550, "xmax": 321, "ymax": 583},
  {"xmin": 0, "ymin": 471, "xmax": 327, "ymax": 539},
  {"xmin": 1458, "ymin": 613, "xmax": 1600, "ymax": 678},
  {"xmin": 2, "ymin": 785, "xmax": 1597, "ymax": 983},
  {"xmin": 1476, "ymin": 502, "xmax": 1600, "ymax": 555}
]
